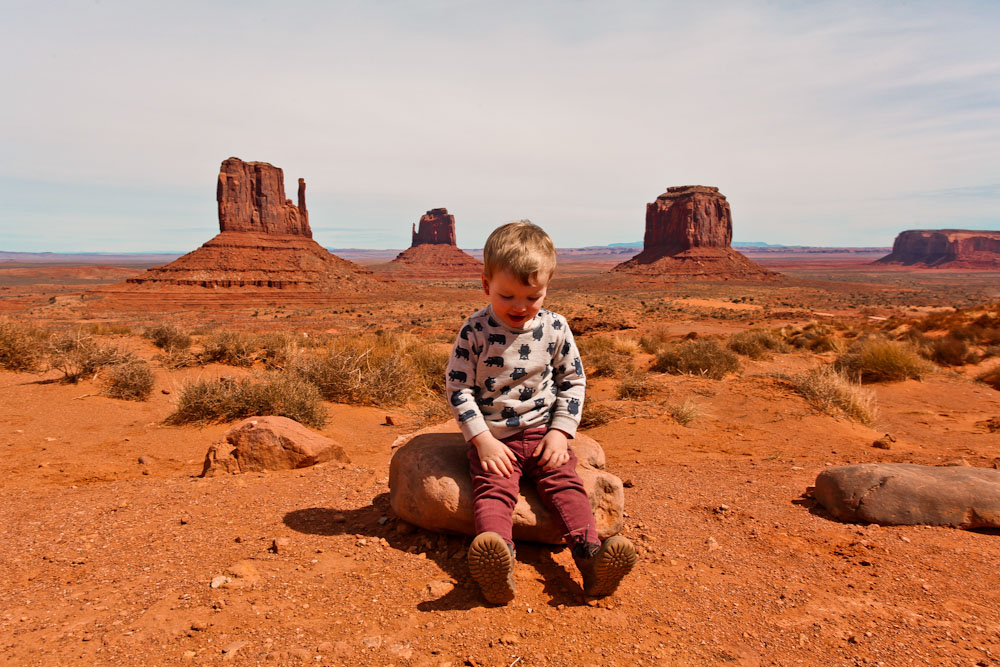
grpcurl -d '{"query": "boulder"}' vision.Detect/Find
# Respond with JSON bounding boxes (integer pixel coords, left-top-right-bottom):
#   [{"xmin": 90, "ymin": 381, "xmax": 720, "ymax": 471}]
[
  {"xmin": 875, "ymin": 229, "xmax": 1000, "ymax": 269},
  {"xmin": 388, "ymin": 425, "xmax": 623, "ymax": 544},
  {"xmin": 613, "ymin": 185, "xmax": 776, "ymax": 278},
  {"xmin": 814, "ymin": 463, "xmax": 1000, "ymax": 528},
  {"xmin": 201, "ymin": 416, "xmax": 349, "ymax": 476}
]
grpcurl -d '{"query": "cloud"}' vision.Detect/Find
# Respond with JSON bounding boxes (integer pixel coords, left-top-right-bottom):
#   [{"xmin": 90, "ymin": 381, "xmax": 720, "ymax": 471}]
[{"xmin": 1, "ymin": 0, "xmax": 998, "ymax": 251}]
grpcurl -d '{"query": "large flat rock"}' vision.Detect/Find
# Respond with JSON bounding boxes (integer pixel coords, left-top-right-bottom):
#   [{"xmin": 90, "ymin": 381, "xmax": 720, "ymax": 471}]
[
  {"xmin": 814, "ymin": 463, "xmax": 1000, "ymax": 528},
  {"xmin": 388, "ymin": 425, "xmax": 623, "ymax": 544}
]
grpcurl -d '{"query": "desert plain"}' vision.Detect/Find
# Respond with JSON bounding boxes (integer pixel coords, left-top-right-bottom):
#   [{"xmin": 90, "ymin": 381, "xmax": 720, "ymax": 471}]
[{"xmin": 1, "ymin": 249, "xmax": 1000, "ymax": 667}]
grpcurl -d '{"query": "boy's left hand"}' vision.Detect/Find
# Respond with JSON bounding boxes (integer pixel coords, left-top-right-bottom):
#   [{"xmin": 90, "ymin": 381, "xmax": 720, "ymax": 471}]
[{"xmin": 532, "ymin": 429, "xmax": 570, "ymax": 471}]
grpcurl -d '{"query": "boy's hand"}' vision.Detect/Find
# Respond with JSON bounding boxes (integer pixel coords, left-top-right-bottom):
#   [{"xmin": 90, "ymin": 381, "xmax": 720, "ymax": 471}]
[
  {"xmin": 533, "ymin": 429, "xmax": 570, "ymax": 471},
  {"xmin": 471, "ymin": 431, "xmax": 518, "ymax": 478}
]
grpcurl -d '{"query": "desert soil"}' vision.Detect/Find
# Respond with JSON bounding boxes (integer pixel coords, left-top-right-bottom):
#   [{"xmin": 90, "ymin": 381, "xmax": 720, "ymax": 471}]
[{"xmin": 2, "ymin": 257, "xmax": 1000, "ymax": 666}]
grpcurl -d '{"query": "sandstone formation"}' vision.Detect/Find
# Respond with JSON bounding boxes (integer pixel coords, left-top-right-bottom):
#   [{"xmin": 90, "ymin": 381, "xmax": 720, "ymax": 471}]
[
  {"xmin": 384, "ymin": 208, "xmax": 483, "ymax": 279},
  {"xmin": 95, "ymin": 157, "xmax": 386, "ymax": 302},
  {"xmin": 613, "ymin": 186, "xmax": 777, "ymax": 279},
  {"xmin": 814, "ymin": 463, "xmax": 1000, "ymax": 529},
  {"xmin": 388, "ymin": 424, "xmax": 625, "ymax": 544},
  {"xmin": 202, "ymin": 416, "xmax": 350, "ymax": 476},
  {"xmin": 876, "ymin": 229, "xmax": 1000, "ymax": 269}
]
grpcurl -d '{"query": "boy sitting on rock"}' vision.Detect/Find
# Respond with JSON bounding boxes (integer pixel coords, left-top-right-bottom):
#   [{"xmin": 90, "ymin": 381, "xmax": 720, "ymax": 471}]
[{"xmin": 445, "ymin": 220, "xmax": 636, "ymax": 604}]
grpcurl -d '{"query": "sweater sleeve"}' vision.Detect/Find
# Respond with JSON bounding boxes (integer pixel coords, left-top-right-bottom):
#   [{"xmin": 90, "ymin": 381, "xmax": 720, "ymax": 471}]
[
  {"xmin": 444, "ymin": 321, "xmax": 489, "ymax": 441},
  {"xmin": 548, "ymin": 323, "xmax": 586, "ymax": 437}
]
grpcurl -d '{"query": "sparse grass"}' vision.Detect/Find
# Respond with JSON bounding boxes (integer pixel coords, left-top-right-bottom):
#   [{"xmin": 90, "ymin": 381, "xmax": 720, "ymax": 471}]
[
  {"xmin": 102, "ymin": 360, "xmax": 155, "ymax": 401},
  {"xmin": 668, "ymin": 399, "xmax": 699, "ymax": 426},
  {"xmin": 409, "ymin": 397, "xmax": 452, "ymax": 426},
  {"xmin": 0, "ymin": 320, "xmax": 50, "ymax": 372},
  {"xmin": 145, "ymin": 324, "xmax": 191, "ymax": 352},
  {"xmin": 727, "ymin": 328, "xmax": 789, "ymax": 360},
  {"xmin": 166, "ymin": 373, "xmax": 327, "ymax": 428},
  {"xmin": 257, "ymin": 332, "xmax": 298, "ymax": 369},
  {"xmin": 652, "ymin": 339, "xmax": 740, "ymax": 380},
  {"xmin": 199, "ymin": 330, "xmax": 259, "ymax": 367},
  {"xmin": 788, "ymin": 366, "xmax": 878, "ymax": 425},
  {"xmin": 48, "ymin": 331, "xmax": 135, "ymax": 383},
  {"xmin": 834, "ymin": 337, "xmax": 931, "ymax": 383},
  {"xmin": 154, "ymin": 348, "xmax": 199, "ymax": 369},
  {"xmin": 616, "ymin": 365, "xmax": 655, "ymax": 399},
  {"xmin": 578, "ymin": 336, "xmax": 629, "ymax": 378}
]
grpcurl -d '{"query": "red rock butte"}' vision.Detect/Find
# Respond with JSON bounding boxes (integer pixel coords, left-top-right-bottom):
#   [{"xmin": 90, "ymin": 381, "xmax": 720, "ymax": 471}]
[
  {"xmin": 385, "ymin": 208, "xmax": 483, "ymax": 279},
  {"xmin": 92, "ymin": 157, "xmax": 386, "ymax": 305},
  {"xmin": 613, "ymin": 185, "xmax": 777, "ymax": 279},
  {"xmin": 876, "ymin": 229, "xmax": 1000, "ymax": 269}
]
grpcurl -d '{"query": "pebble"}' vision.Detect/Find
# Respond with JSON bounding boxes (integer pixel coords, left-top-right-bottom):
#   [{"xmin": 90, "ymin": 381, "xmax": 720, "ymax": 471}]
[
  {"xmin": 362, "ymin": 636, "xmax": 382, "ymax": 649},
  {"xmin": 210, "ymin": 576, "xmax": 230, "ymax": 589},
  {"xmin": 706, "ymin": 537, "xmax": 720, "ymax": 551},
  {"xmin": 222, "ymin": 640, "xmax": 248, "ymax": 658},
  {"xmin": 426, "ymin": 580, "xmax": 455, "ymax": 597},
  {"xmin": 138, "ymin": 456, "xmax": 153, "ymax": 465},
  {"xmin": 271, "ymin": 537, "xmax": 291, "ymax": 554}
]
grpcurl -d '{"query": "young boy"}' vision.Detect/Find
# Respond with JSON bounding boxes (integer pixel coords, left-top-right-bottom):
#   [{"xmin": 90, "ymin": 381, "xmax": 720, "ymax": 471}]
[{"xmin": 445, "ymin": 220, "xmax": 636, "ymax": 604}]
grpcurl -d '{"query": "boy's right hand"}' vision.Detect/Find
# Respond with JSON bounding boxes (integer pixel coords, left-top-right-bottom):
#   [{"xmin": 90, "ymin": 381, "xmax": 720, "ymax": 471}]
[{"xmin": 470, "ymin": 432, "xmax": 517, "ymax": 478}]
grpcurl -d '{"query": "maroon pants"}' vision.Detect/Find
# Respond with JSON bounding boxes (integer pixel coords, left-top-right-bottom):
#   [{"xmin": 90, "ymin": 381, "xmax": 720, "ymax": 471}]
[{"xmin": 467, "ymin": 428, "xmax": 599, "ymax": 550}]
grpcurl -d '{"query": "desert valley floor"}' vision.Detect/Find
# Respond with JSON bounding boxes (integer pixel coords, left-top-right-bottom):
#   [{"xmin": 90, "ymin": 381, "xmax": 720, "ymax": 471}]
[{"xmin": 1, "ymin": 249, "xmax": 999, "ymax": 666}]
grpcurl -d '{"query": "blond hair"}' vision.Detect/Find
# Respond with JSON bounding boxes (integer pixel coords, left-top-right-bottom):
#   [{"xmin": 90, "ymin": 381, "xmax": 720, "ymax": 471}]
[{"xmin": 482, "ymin": 220, "xmax": 557, "ymax": 284}]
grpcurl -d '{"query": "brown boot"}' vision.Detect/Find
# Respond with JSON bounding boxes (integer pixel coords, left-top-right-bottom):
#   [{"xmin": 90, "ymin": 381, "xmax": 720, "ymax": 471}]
[
  {"xmin": 468, "ymin": 532, "xmax": 516, "ymax": 604},
  {"xmin": 573, "ymin": 536, "xmax": 637, "ymax": 597}
]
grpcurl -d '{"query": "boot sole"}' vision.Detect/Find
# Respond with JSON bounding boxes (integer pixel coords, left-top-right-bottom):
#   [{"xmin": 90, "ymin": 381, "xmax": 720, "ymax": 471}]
[
  {"xmin": 468, "ymin": 532, "xmax": 515, "ymax": 604},
  {"xmin": 586, "ymin": 536, "xmax": 637, "ymax": 597}
]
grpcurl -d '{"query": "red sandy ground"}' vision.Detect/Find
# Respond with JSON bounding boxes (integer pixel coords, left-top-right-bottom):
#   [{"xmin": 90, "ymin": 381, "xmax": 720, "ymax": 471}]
[{"xmin": 1, "ymin": 255, "xmax": 1000, "ymax": 666}]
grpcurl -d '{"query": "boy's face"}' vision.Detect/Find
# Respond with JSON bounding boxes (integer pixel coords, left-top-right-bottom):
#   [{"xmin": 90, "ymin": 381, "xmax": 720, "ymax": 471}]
[{"xmin": 482, "ymin": 269, "xmax": 548, "ymax": 329}]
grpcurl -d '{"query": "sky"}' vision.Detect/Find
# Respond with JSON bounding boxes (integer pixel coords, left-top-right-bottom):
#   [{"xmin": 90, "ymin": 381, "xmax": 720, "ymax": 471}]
[{"xmin": 1, "ymin": 0, "xmax": 999, "ymax": 252}]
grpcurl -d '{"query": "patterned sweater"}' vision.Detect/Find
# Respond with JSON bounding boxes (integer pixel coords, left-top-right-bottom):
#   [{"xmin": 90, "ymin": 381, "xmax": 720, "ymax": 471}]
[{"xmin": 445, "ymin": 305, "xmax": 586, "ymax": 441}]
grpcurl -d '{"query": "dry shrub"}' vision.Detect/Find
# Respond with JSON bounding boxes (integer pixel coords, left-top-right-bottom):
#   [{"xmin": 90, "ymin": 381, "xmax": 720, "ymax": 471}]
[
  {"xmin": 406, "ymin": 342, "xmax": 450, "ymax": 394},
  {"xmin": 199, "ymin": 330, "xmax": 259, "ymax": 367},
  {"xmin": 166, "ymin": 373, "xmax": 327, "ymax": 428},
  {"xmin": 102, "ymin": 360, "xmax": 154, "ymax": 401},
  {"xmin": 293, "ymin": 333, "xmax": 417, "ymax": 406},
  {"xmin": 49, "ymin": 331, "xmax": 135, "ymax": 383},
  {"xmin": 579, "ymin": 403, "xmax": 615, "ymax": 429},
  {"xmin": 652, "ymin": 339, "xmax": 740, "ymax": 379},
  {"xmin": 154, "ymin": 348, "xmax": 199, "ymax": 369},
  {"xmin": 783, "ymin": 321, "xmax": 843, "ymax": 353},
  {"xmin": 639, "ymin": 326, "xmax": 672, "ymax": 354},
  {"xmin": 926, "ymin": 336, "xmax": 975, "ymax": 367},
  {"xmin": 834, "ymin": 337, "xmax": 931, "ymax": 383},
  {"xmin": 978, "ymin": 366, "xmax": 1000, "ymax": 392},
  {"xmin": 617, "ymin": 365, "xmax": 655, "ymax": 400},
  {"xmin": 727, "ymin": 328, "xmax": 789, "ymax": 359},
  {"xmin": 577, "ymin": 336, "xmax": 629, "ymax": 378},
  {"xmin": 409, "ymin": 397, "xmax": 452, "ymax": 426},
  {"xmin": 258, "ymin": 332, "xmax": 298, "ymax": 369},
  {"xmin": 668, "ymin": 399, "xmax": 699, "ymax": 426},
  {"xmin": 82, "ymin": 322, "xmax": 132, "ymax": 336},
  {"xmin": 0, "ymin": 320, "xmax": 50, "ymax": 372},
  {"xmin": 789, "ymin": 366, "xmax": 877, "ymax": 425},
  {"xmin": 145, "ymin": 324, "xmax": 191, "ymax": 352}
]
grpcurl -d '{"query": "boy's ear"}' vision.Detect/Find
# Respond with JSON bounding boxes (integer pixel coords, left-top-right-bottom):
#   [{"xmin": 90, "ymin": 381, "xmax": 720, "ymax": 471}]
[{"xmin": 481, "ymin": 273, "xmax": 490, "ymax": 295}]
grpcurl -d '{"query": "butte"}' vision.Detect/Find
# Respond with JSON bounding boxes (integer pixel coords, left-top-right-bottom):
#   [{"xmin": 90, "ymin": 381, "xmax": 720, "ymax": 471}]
[
  {"xmin": 383, "ymin": 208, "xmax": 483, "ymax": 279},
  {"xmin": 612, "ymin": 186, "xmax": 777, "ymax": 279},
  {"xmin": 875, "ymin": 229, "xmax": 1000, "ymax": 269},
  {"xmin": 95, "ymin": 157, "xmax": 386, "ymax": 306}
]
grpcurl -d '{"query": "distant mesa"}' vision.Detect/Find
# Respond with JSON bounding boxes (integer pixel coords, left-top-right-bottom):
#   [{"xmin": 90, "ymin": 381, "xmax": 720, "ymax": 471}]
[
  {"xmin": 876, "ymin": 229, "xmax": 1000, "ymax": 269},
  {"xmin": 98, "ymin": 157, "xmax": 386, "ymax": 300},
  {"xmin": 612, "ymin": 185, "xmax": 777, "ymax": 279},
  {"xmin": 384, "ymin": 208, "xmax": 483, "ymax": 279}
]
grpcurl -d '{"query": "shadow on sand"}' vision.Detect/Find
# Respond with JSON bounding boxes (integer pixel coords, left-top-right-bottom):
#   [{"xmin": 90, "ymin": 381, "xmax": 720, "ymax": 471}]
[{"xmin": 283, "ymin": 493, "xmax": 589, "ymax": 610}]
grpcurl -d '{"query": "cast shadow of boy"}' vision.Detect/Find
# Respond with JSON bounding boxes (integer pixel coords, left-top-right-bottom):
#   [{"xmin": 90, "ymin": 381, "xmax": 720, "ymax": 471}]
[{"xmin": 283, "ymin": 493, "xmax": 585, "ymax": 610}]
